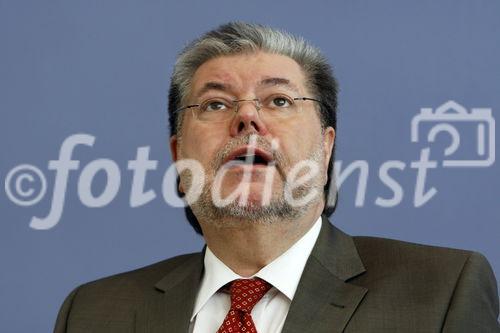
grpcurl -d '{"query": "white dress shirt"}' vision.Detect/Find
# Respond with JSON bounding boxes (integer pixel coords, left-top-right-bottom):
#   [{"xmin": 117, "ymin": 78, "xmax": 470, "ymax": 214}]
[{"xmin": 189, "ymin": 216, "xmax": 322, "ymax": 333}]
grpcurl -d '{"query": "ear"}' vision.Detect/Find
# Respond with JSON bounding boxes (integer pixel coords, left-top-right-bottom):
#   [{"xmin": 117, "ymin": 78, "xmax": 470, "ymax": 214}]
[
  {"xmin": 169, "ymin": 135, "xmax": 179, "ymax": 162},
  {"xmin": 169, "ymin": 135, "xmax": 184, "ymax": 193},
  {"xmin": 322, "ymin": 126, "xmax": 336, "ymax": 171}
]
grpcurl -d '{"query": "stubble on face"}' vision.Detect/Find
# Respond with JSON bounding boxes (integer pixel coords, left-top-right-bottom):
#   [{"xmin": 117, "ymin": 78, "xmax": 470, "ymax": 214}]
[{"xmin": 180, "ymin": 133, "xmax": 327, "ymax": 228}]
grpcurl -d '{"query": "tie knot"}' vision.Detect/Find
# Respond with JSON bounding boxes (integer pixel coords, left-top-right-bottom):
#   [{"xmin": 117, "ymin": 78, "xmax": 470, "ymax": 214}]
[{"xmin": 229, "ymin": 278, "xmax": 272, "ymax": 313}]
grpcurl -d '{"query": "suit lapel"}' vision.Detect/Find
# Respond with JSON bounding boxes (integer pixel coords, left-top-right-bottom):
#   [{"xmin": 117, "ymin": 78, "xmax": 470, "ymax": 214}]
[
  {"xmin": 282, "ymin": 216, "xmax": 368, "ymax": 333},
  {"xmin": 136, "ymin": 251, "xmax": 204, "ymax": 333},
  {"xmin": 138, "ymin": 217, "xmax": 367, "ymax": 333}
]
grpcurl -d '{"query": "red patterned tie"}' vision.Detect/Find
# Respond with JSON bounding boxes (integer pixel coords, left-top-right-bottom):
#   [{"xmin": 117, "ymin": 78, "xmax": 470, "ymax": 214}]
[{"xmin": 216, "ymin": 278, "xmax": 272, "ymax": 333}]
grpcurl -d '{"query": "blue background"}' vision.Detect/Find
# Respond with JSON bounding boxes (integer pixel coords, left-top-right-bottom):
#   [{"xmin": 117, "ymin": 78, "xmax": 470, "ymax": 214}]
[{"xmin": 1, "ymin": 0, "xmax": 499, "ymax": 331}]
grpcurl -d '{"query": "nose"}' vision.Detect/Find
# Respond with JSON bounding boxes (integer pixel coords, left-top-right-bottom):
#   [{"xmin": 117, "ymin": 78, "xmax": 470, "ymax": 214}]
[{"xmin": 229, "ymin": 100, "xmax": 269, "ymax": 137}]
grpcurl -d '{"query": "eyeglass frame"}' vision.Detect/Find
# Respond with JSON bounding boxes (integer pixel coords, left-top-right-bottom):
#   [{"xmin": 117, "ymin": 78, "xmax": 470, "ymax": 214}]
[{"xmin": 173, "ymin": 96, "xmax": 324, "ymax": 121}]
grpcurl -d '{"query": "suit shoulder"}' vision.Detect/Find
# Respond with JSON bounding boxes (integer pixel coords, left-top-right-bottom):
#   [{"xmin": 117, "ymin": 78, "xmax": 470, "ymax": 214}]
[
  {"xmin": 353, "ymin": 235, "xmax": 473, "ymax": 257},
  {"xmin": 74, "ymin": 252, "xmax": 201, "ymax": 298},
  {"xmin": 349, "ymin": 236, "xmax": 499, "ymax": 331},
  {"xmin": 352, "ymin": 236, "xmax": 479, "ymax": 277},
  {"xmin": 55, "ymin": 252, "xmax": 203, "ymax": 330}
]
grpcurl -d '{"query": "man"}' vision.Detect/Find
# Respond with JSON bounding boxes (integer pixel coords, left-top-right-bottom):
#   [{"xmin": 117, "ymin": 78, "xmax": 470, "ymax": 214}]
[{"xmin": 54, "ymin": 22, "xmax": 499, "ymax": 332}]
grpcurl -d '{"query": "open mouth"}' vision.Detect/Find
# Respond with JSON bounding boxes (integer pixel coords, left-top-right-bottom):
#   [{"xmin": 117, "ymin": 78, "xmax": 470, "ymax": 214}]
[
  {"xmin": 223, "ymin": 146, "xmax": 274, "ymax": 167},
  {"xmin": 232, "ymin": 154, "xmax": 269, "ymax": 165}
]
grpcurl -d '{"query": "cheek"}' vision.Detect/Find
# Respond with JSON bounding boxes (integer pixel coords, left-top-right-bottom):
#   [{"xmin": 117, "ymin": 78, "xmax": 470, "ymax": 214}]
[
  {"xmin": 268, "ymin": 121, "xmax": 316, "ymax": 158},
  {"xmin": 180, "ymin": 124, "xmax": 226, "ymax": 164}
]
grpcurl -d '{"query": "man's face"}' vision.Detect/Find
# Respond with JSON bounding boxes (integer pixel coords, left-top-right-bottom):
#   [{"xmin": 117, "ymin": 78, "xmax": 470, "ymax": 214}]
[{"xmin": 170, "ymin": 51, "xmax": 335, "ymax": 224}]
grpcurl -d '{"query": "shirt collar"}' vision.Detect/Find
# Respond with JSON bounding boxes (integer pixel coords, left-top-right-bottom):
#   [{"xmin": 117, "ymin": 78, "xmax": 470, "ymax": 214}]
[{"xmin": 190, "ymin": 216, "xmax": 322, "ymax": 322}]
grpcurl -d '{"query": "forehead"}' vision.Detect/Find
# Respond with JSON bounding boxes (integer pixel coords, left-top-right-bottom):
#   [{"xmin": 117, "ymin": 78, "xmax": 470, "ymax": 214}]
[{"xmin": 189, "ymin": 52, "xmax": 308, "ymax": 97}]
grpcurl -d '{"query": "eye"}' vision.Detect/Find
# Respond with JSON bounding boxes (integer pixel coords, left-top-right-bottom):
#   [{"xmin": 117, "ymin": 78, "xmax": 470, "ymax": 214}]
[
  {"xmin": 200, "ymin": 98, "xmax": 230, "ymax": 112},
  {"xmin": 265, "ymin": 94, "xmax": 294, "ymax": 108}
]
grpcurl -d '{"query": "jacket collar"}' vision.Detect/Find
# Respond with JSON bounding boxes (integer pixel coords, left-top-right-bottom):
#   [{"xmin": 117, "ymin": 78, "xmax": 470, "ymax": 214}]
[
  {"xmin": 147, "ymin": 215, "xmax": 367, "ymax": 333},
  {"xmin": 281, "ymin": 215, "xmax": 368, "ymax": 333},
  {"xmin": 138, "ymin": 250, "xmax": 205, "ymax": 333}
]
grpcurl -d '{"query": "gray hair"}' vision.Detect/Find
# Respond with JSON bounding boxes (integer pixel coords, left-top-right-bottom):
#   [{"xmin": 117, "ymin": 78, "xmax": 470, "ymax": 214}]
[
  {"xmin": 167, "ymin": 22, "xmax": 339, "ymax": 234},
  {"xmin": 173, "ymin": 22, "xmax": 324, "ymax": 107}
]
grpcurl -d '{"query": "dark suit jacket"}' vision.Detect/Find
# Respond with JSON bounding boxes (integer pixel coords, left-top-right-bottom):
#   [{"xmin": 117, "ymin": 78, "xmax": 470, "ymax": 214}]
[{"xmin": 54, "ymin": 216, "xmax": 500, "ymax": 332}]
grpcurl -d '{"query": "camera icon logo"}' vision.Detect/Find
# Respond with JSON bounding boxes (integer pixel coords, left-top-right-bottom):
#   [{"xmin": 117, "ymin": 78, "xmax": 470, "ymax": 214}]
[{"xmin": 411, "ymin": 100, "xmax": 495, "ymax": 167}]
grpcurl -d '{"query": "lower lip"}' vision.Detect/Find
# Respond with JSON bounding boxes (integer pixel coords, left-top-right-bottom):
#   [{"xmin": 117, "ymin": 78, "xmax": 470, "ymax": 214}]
[{"xmin": 222, "ymin": 163, "xmax": 274, "ymax": 170}]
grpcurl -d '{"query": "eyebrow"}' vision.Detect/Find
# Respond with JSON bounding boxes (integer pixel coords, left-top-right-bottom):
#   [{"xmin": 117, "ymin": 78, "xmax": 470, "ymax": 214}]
[
  {"xmin": 194, "ymin": 77, "xmax": 300, "ymax": 99},
  {"xmin": 195, "ymin": 82, "xmax": 232, "ymax": 98},
  {"xmin": 258, "ymin": 77, "xmax": 300, "ymax": 93}
]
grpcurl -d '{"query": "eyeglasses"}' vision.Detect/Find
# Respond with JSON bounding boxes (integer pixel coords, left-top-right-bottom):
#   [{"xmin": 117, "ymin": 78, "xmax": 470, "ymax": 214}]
[{"xmin": 174, "ymin": 93, "xmax": 322, "ymax": 123}]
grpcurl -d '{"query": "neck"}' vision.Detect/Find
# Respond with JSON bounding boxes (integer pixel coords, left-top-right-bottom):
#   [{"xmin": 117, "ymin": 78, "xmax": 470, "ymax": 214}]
[{"xmin": 200, "ymin": 202, "xmax": 324, "ymax": 277}]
